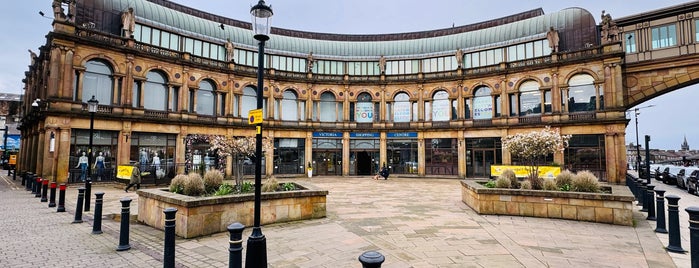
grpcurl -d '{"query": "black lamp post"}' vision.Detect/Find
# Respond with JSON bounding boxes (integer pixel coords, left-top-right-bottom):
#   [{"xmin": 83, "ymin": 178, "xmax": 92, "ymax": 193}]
[
  {"xmin": 633, "ymin": 104, "xmax": 654, "ymax": 177},
  {"xmin": 247, "ymin": 1, "xmax": 272, "ymax": 267},
  {"xmin": 85, "ymin": 95, "xmax": 98, "ymax": 212}
]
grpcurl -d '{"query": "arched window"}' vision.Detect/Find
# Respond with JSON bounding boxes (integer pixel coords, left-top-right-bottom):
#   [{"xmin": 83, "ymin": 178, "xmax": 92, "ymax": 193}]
[
  {"xmin": 518, "ymin": 81, "xmax": 541, "ymax": 116},
  {"xmin": 473, "ymin": 86, "xmax": 493, "ymax": 119},
  {"xmin": 427, "ymin": 90, "xmax": 450, "ymax": 121},
  {"xmin": 241, "ymin": 86, "xmax": 257, "ymax": 118},
  {"xmin": 196, "ymin": 80, "xmax": 216, "ymax": 116},
  {"xmin": 352, "ymin": 92, "xmax": 375, "ymax": 123},
  {"xmin": 82, "ymin": 59, "xmax": 114, "ymax": 104},
  {"xmin": 143, "ymin": 71, "xmax": 168, "ymax": 111},
  {"xmin": 566, "ymin": 74, "xmax": 601, "ymax": 112},
  {"xmin": 279, "ymin": 89, "xmax": 302, "ymax": 121},
  {"xmin": 393, "ymin": 92, "xmax": 412, "ymax": 122},
  {"xmin": 314, "ymin": 92, "xmax": 341, "ymax": 122}
]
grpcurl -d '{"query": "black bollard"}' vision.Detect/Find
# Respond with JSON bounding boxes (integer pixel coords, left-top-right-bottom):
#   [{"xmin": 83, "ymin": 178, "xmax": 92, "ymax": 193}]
[
  {"xmin": 84, "ymin": 179, "xmax": 91, "ymax": 212},
  {"xmin": 72, "ymin": 187, "xmax": 85, "ymax": 224},
  {"xmin": 48, "ymin": 182, "xmax": 57, "ymax": 207},
  {"xmin": 25, "ymin": 172, "xmax": 32, "ymax": 191},
  {"xmin": 92, "ymin": 192, "xmax": 105, "ymax": 235},
  {"xmin": 358, "ymin": 251, "xmax": 385, "ymax": 268},
  {"xmin": 35, "ymin": 177, "xmax": 43, "ymax": 198},
  {"xmin": 116, "ymin": 197, "xmax": 132, "ymax": 251},
  {"xmin": 32, "ymin": 177, "xmax": 39, "ymax": 196},
  {"xmin": 20, "ymin": 171, "xmax": 25, "ymax": 186},
  {"xmin": 655, "ymin": 189, "xmax": 668, "ymax": 233},
  {"xmin": 228, "ymin": 222, "xmax": 245, "ymax": 268},
  {"xmin": 57, "ymin": 184, "xmax": 66, "ymax": 212},
  {"xmin": 645, "ymin": 184, "xmax": 656, "ymax": 221},
  {"xmin": 163, "ymin": 208, "xmax": 178, "ymax": 268},
  {"xmin": 686, "ymin": 206, "xmax": 699, "ymax": 268},
  {"xmin": 40, "ymin": 179, "xmax": 49, "ymax": 202},
  {"xmin": 13, "ymin": 167, "xmax": 16, "ymax": 180},
  {"xmin": 665, "ymin": 195, "xmax": 685, "ymax": 253},
  {"xmin": 639, "ymin": 181, "xmax": 648, "ymax": 211}
]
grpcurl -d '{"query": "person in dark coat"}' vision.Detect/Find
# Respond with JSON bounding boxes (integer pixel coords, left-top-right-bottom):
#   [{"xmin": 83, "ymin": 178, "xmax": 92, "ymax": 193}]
[
  {"xmin": 125, "ymin": 162, "xmax": 141, "ymax": 192},
  {"xmin": 374, "ymin": 164, "xmax": 389, "ymax": 180}
]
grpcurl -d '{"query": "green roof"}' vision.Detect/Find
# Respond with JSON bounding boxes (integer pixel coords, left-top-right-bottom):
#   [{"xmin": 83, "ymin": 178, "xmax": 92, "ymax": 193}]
[{"xmin": 96, "ymin": 0, "xmax": 596, "ymax": 58}]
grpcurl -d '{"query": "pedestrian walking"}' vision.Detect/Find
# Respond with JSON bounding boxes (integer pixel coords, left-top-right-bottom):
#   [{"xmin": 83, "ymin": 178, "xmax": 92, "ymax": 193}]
[{"xmin": 125, "ymin": 163, "xmax": 141, "ymax": 192}]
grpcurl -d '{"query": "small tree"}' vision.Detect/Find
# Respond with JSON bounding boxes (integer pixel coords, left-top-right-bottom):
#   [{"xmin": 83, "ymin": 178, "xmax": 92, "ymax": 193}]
[
  {"xmin": 502, "ymin": 126, "xmax": 570, "ymax": 189},
  {"xmin": 210, "ymin": 136, "xmax": 272, "ymax": 188}
]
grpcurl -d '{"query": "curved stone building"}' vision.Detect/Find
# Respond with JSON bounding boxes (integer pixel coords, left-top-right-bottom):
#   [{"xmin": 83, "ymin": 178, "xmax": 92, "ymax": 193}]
[{"xmin": 21, "ymin": 0, "xmax": 629, "ymax": 183}]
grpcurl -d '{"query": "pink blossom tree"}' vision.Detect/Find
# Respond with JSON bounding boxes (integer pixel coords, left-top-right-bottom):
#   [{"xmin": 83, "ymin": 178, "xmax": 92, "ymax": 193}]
[
  {"xmin": 502, "ymin": 126, "xmax": 571, "ymax": 189},
  {"xmin": 210, "ymin": 136, "xmax": 272, "ymax": 187}
]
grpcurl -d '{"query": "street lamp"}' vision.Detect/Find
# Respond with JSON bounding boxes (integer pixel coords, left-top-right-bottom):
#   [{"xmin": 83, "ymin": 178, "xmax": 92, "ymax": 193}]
[
  {"xmin": 247, "ymin": 1, "xmax": 272, "ymax": 267},
  {"xmin": 85, "ymin": 95, "xmax": 99, "ymax": 212},
  {"xmin": 633, "ymin": 104, "xmax": 654, "ymax": 179}
]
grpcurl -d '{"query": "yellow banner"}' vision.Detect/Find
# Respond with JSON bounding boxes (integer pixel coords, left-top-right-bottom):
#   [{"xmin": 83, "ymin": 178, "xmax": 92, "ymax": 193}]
[
  {"xmin": 8, "ymin": 155, "xmax": 16, "ymax": 165},
  {"xmin": 490, "ymin": 165, "xmax": 561, "ymax": 179},
  {"xmin": 117, "ymin": 165, "xmax": 134, "ymax": 180}
]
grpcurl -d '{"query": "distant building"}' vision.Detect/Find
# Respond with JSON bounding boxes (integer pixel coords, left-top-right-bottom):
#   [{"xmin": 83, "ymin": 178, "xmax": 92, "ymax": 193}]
[{"xmin": 681, "ymin": 135, "xmax": 690, "ymax": 151}]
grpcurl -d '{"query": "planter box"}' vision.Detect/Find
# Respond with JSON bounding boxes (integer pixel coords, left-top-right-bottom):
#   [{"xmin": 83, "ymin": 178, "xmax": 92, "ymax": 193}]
[
  {"xmin": 460, "ymin": 180, "xmax": 635, "ymax": 226},
  {"xmin": 137, "ymin": 182, "xmax": 328, "ymax": 238}
]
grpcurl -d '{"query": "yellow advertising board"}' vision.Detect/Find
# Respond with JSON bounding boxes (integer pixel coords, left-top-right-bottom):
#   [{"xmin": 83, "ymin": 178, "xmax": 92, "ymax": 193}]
[
  {"xmin": 490, "ymin": 165, "xmax": 561, "ymax": 179},
  {"xmin": 117, "ymin": 165, "xmax": 134, "ymax": 180},
  {"xmin": 8, "ymin": 154, "xmax": 16, "ymax": 165}
]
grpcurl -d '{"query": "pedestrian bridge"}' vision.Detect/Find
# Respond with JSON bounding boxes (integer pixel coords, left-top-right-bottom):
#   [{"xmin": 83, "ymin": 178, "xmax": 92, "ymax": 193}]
[{"xmin": 616, "ymin": 2, "xmax": 699, "ymax": 107}]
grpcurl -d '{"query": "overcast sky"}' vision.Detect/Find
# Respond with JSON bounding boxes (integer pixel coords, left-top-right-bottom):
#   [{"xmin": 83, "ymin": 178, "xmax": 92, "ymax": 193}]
[{"xmin": 2, "ymin": 0, "xmax": 697, "ymax": 150}]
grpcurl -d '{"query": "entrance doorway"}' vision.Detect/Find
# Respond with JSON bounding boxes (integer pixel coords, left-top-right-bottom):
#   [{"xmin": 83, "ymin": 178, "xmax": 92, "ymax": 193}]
[
  {"xmin": 312, "ymin": 150, "xmax": 342, "ymax": 176},
  {"xmin": 352, "ymin": 151, "xmax": 378, "ymax": 175},
  {"xmin": 466, "ymin": 137, "xmax": 502, "ymax": 178},
  {"xmin": 469, "ymin": 149, "xmax": 496, "ymax": 178}
]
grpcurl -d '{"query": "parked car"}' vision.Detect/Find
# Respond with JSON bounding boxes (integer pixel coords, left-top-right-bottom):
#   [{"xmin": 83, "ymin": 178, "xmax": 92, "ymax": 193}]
[
  {"xmin": 678, "ymin": 167, "xmax": 697, "ymax": 189},
  {"xmin": 657, "ymin": 166, "xmax": 672, "ymax": 184},
  {"xmin": 666, "ymin": 166, "xmax": 685, "ymax": 186},
  {"xmin": 652, "ymin": 164, "xmax": 666, "ymax": 182},
  {"xmin": 687, "ymin": 168, "xmax": 699, "ymax": 195}
]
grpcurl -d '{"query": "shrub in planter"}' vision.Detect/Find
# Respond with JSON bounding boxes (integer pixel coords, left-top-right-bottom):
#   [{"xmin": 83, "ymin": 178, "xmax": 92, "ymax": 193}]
[
  {"xmin": 520, "ymin": 180, "xmax": 532, "ymax": 189},
  {"xmin": 528, "ymin": 175, "xmax": 544, "ymax": 190},
  {"xmin": 572, "ymin": 171, "xmax": 600, "ymax": 193},
  {"xmin": 499, "ymin": 169, "xmax": 518, "ymax": 189},
  {"xmin": 169, "ymin": 174, "xmax": 187, "ymax": 194},
  {"xmin": 542, "ymin": 178, "xmax": 558, "ymax": 191},
  {"xmin": 213, "ymin": 183, "xmax": 234, "ymax": 196},
  {"xmin": 494, "ymin": 176, "xmax": 512, "ymax": 188},
  {"xmin": 555, "ymin": 170, "xmax": 574, "ymax": 190},
  {"xmin": 183, "ymin": 173, "xmax": 205, "ymax": 196},
  {"xmin": 203, "ymin": 169, "xmax": 224, "ymax": 193},
  {"xmin": 261, "ymin": 175, "xmax": 279, "ymax": 192}
]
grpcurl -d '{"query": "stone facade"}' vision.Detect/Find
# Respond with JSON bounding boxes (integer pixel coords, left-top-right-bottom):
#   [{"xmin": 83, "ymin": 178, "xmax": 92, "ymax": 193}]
[
  {"xmin": 137, "ymin": 182, "xmax": 327, "ymax": 238},
  {"xmin": 460, "ymin": 180, "xmax": 635, "ymax": 226}
]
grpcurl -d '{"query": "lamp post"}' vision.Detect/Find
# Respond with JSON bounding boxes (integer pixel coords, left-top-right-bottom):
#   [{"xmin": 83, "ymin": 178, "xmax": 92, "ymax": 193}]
[
  {"xmin": 247, "ymin": 1, "xmax": 272, "ymax": 267},
  {"xmin": 633, "ymin": 104, "xmax": 654, "ymax": 178},
  {"xmin": 85, "ymin": 96, "xmax": 99, "ymax": 212}
]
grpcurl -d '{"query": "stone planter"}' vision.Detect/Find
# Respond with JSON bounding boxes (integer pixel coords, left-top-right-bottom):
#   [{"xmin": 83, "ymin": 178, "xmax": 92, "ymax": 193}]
[
  {"xmin": 460, "ymin": 180, "xmax": 635, "ymax": 226},
  {"xmin": 137, "ymin": 182, "xmax": 328, "ymax": 238}
]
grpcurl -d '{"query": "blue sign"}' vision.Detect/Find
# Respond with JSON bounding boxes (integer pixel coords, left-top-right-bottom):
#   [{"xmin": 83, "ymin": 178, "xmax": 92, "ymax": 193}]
[
  {"xmin": 312, "ymin": 132, "xmax": 343, "ymax": 138},
  {"xmin": 387, "ymin": 132, "xmax": 417, "ymax": 138},
  {"xmin": 0, "ymin": 134, "xmax": 20, "ymax": 150},
  {"xmin": 350, "ymin": 132, "xmax": 379, "ymax": 138}
]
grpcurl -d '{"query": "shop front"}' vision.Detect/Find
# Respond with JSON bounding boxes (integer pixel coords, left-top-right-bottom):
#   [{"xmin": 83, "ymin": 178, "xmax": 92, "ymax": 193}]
[
  {"xmin": 349, "ymin": 132, "xmax": 380, "ymax": 176},
  {"xmin": 386, "ymin": 132, "xmax": 418, "ymax": 175},
  {"xmin": 312, "ymin": 132, "xmax": 343, "ymax": 176},
  {"xmin": 425, "ymin": 138, "xmax": 458, "ymax": 175},
  {"xmin": 69, "ymin": 129, "xmax": 119, "ymax": 182},
  {"xmin": 133, "ymin": 132, "xmax": 177, "ymax": 182},
  {"xmin": 274, "ymin": 138, "xmax": 305, "ymax": 175},
  {"xmin": 466, "ymin": 137, "xmax": 502, "ymax": 178}
]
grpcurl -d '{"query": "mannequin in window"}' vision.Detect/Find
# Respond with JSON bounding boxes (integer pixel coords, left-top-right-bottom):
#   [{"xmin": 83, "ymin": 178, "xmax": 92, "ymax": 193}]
[
  {"xmin": 152, "ymin": 152, "xmax": 161, "ymax": 171},
  {"xmin": 139, "ymin": 148, "xmax": 148, "ymax": 171},
  {"xmin": 93, "ymin": 152, "xmax": 105, "ymax": 181},
  {"xmin": 75, "ymin": 152, "xmax": 88, "ymax": 181}
]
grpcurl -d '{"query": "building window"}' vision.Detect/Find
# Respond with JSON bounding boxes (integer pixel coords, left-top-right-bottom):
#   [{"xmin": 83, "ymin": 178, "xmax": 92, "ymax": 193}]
[
  {"xmin": 82, "ymin": 59, "xmax": 114, "ymax": 104},
  {"xmin": 425, "ymin": 138, "xmax": 457, "ymax": 175},
  {"xmin": 464, "ymin": 98, "xmax": 471, "ymax": 119},
  {"xmin": 196, "ymin": 80, "xmax": 216, "ymax": 116},
  {"xmin": 144, "ymin": 71, "xmax": 168, "ymax": 111},
  {"xmin": 351, "ymin": 92, "xmax": 375, "ymax": 123},
  {"xmin": 651, "ymin": 24, "xmax": 677, "ymax": 49},
  {"xmin": 625, "ymin": 33, "xmax": 636, "ymax": 53},
  {"xmin": 518, "ymin": 81, "xmax": 542, "ymax": 116},
  {"xmin": 473, "ymin": 86, "xmax": 493, "ymax": 119},
  {"xmin": 315, "ymin": 92, "xmax": 341, "ymax": 122},
  {"xmin": 566, "ymin": 74, "xmax": 601, "ymax": 112},
  {"xmin": 565, "ymin": 134, "xmax": 607, "ymax": 181},
  {"xmin": 241, "ymin": 86, "xmax": 256, "ymax": 118},
  {"xmin": 428, "ymin": 90, "xmax": 450, "ymax": 121},
  {"xmin": 391, "ymin": 92, "xmax": 411, "ymax": 122},
  {"xmin": 278, "ymin": 89, "xmax": 301, "ymax": 121}
]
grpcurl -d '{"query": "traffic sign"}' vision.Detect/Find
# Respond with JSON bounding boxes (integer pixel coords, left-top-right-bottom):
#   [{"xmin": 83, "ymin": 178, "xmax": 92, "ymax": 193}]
[{"xmin": 248, "ymin": 109, "xmax": 263, "ymax": 124}]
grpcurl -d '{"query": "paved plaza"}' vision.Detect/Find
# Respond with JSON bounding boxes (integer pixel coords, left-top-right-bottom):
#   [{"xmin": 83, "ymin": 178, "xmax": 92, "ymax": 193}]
[{"xmin": 0, "ymin": 173, "xmax": 694, "ymax": 267}]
